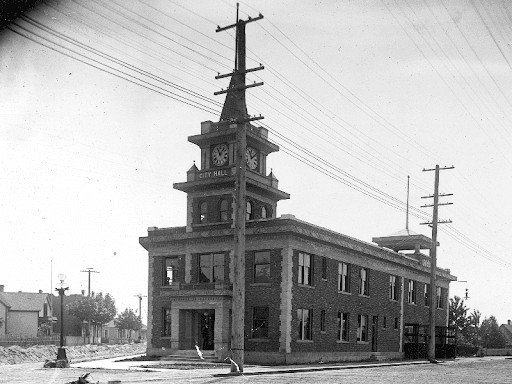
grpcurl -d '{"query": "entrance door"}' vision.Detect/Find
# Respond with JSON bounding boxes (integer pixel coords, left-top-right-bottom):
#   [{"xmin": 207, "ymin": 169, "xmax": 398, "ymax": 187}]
[
  {"xmin": 371, "ymin": 316, "xmax": 378, "ymax": 352},
  {"xmin": 199, "ymin": 310, "xmax": 215, "ymax": 350}
]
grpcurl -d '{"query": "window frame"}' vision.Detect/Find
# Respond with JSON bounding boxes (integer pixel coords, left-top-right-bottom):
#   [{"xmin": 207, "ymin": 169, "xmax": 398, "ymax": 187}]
[
  {"xmin": 424, "ymin": 283, "xmax": 430, "ymax": 307},
  {"xmin": 436, "ymin": 286, "xmax": 444, "ymax": 309},
  {"xmin": 408, "ymin": 279, "xmax": 416, "ymax": 304},
  {"xmin": 359, "ymin": 268, "xmax": 369, "ymax": 296},
  {"xmin": 297, "ymin": 308, "xmax": 313, "ymax": 341},
  {"xmin": 337, "ymin": 312, "xmax": 349, "ymax": 342},
  {"xmin": 246, "ymin": 200, "xmax": 254, "ymax": 220},
  {"xmin": 389, "ymin": 275, "xmax": 400, "ymax": 301},
  {"xmin": 199, "ymin": 201, "xmax": 208, "ymax": 224},
  {"xmin": 357, "ymin": 314, "xmax": 368, "ymax": 342},
  {"xmin": 198, "ymin": 253, "xmax": 225, "ymax": 283},
  {"xmin": 219, "ymin": 199, "xmax": 229, "ymax": 222},
  {"xmin": 163, "ymin": 308, "xmax": 172, "ymax": 337},
  {"xmin": 321, "ymin": 257, "xmax": 327, "ymax": 280},
  {"xmin": 298, "ymin": 252, "xmax": 313, "ymax": 286},
  {"xmin": 164, "ymin": 256, "xmax": 179, "ymax": 286},
  {"xmin": 251, "ymin": 306, "xmax": 269, "ymax": 339},
  {"xmin": 320, "ymin": 310, "xmax": 326, "ymax": 332},
  {"xmin": 338, "ymin": 262, "xmax": 350, "ymax": 293},
  {"xmin": 253, "ymin": 250, "xmax": 271, "ymax": 283}
]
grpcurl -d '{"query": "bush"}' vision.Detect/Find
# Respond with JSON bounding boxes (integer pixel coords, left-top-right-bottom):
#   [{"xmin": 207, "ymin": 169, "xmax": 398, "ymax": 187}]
[{"xmin": 457, "ymin": 343, "xmax": 479, "ymax": 357}]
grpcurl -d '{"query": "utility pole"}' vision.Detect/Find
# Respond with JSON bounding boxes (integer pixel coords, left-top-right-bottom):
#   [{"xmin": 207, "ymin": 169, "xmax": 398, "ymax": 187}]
[
  {"xmin": 215, "ymin": 4, "xmax": 264, "ymax": 374},
  {"xmin": 80, "ymin": 268, "xmax": 99, "ymax": 297},
  {"xmin": 134, "ymin": 293, "xmax": 147, "ymax": 319},
  {"xmin": 421, "ymin": 164, "xmax": 454, "ymax": 362}
]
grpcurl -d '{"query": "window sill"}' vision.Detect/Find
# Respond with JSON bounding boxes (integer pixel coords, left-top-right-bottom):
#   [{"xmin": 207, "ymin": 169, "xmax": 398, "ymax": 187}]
[
  {"xmin": 296, "ymin": 339, "xmax": 313, "ymax": 343},
  {"xmin": 408, "ymin": 303, "xmax": 417, "ymax": 306},
  {"xmin": 338, "ymin": 290, "xmax": 351, "ymax": 295},
  {"xmin": 298, "ymin": 284, "xmax": 315, "ymax": 289},
  {"xmin": 359, "ymin": 294, "xmax": 370, "ymax": 298},
  {"xmin": 336, "ymin": 340, "xmax": 350, "ymax": 344},
  {"xmin": 248, "ymin": 338, "xmax": 270, "ymax": 342},
  {"xmin": 250, "ymin": 283, "xmax": 271, "ymax": 287},
  {"xmin": 320, "ymin": 331, "xmax": 326, "ymax": 334},
  {"xmin": 321, "ymin": 278, "xmax": 327, "ymax": 281},
  {"xmin": 356, "ymin": 341, "xmax": 369, "ymax": 344},
  {"xmin": 389, "ymin": 299, "xmax": 399, "ymax": 303}
]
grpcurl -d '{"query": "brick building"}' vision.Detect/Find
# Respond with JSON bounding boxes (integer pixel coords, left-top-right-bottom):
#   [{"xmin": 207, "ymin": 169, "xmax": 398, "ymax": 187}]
[{"xmin": 139, "ymin": 17, "xmax": 456, "ymax": 364}]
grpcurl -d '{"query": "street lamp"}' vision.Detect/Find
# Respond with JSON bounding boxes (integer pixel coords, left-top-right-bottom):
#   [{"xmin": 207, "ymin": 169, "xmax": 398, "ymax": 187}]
[{"xmin": 55, "ymin": 274, "xmax": 69, "ymax": 368}]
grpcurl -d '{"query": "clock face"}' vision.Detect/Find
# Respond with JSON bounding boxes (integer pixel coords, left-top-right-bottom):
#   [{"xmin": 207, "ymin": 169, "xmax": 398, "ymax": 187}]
[
  {"xmin": 245, "ymin": 147, "xmax": 258, "ymax": 170},
  {"xmin": 212, "ymin": 144, "xmax": 228, "ymax": 166}
]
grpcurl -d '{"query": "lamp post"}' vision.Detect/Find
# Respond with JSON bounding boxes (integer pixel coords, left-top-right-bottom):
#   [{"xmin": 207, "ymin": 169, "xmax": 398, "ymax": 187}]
[{"xmin": 55, "ymin": 274, "xmax": 69, "ymax": 367}]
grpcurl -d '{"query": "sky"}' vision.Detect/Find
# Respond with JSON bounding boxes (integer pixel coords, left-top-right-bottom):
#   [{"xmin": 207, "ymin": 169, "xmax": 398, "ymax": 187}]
[{"xmin": 1, "ymin": 0, "xmax": 512, "ymax": 326}]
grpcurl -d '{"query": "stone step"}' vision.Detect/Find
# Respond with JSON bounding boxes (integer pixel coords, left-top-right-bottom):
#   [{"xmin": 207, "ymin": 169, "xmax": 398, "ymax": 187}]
[
  {"xmin": 161, "ymin": 349, "xmax": 218, "ymax": 362},
  {"xmin": 369, "ymin": 352, "xmax": 389, "ymax": 361}
]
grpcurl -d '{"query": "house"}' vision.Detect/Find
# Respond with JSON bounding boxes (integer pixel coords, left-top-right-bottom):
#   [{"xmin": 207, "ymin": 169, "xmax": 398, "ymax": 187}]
[
  {"xmin": 102, "ymin": 320, "xmax": 147, "ymax": 344},
  {"xmin": 0, "ymin": 294, "xmax": 9, "ymax": 336},
  {"xmin": 138, "ymin": 16, "xmax": 456, "ymax": 364},
  {"xmin": 0, "ymin": 285, "xmax": 54, "ymax": 337},
  {"xmin": 500, "ymin": 320, "xmax": 512, "ymax": 347}
]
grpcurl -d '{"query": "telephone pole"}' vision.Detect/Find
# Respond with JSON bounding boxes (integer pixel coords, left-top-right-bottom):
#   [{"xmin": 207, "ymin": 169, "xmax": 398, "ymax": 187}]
[
  {"xmin": 421, "ymin": 164, "xmax": 454, "ymax": 362},
  {"xmin": 80, "ymin": 268, "xmax": 99, "ymax": 297},
  {"xmin": 215, "ymin": 4, "xmax": 264, "ymax": 374}
]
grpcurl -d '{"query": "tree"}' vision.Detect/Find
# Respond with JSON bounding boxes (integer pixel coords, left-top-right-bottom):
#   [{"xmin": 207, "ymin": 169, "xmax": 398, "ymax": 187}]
[
  {"xmin": 67, "ymin": 292, "xmax": 117, "ymax": 343},
  {"xmin": 115, "ymin": 308, "xmax": 142, "ymax": 342},
  {"xmin": 480, "ymin": 316, "xmax": 507, "ymax": 348},
  {"xmin": 448, "ymin": 296, "xmax": 469, "ymax": 335}
]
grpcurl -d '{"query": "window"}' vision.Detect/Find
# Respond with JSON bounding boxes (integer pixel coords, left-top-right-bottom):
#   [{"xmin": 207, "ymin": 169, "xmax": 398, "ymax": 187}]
[
  {"xmin": 338, "ymin": 262, "xmax": 350, "ymax": 293},
  {"xmin": 424, "ymin": 283, "xmax": 430, "ymax": 306},
  {"xmin": 408, "ymin": 280, "xmax": 416, "ymax": 304},
  {"xmin": 359, "ymin": 268, "xmax": 369, "ymax": 296},
  {"xmin": 246, "ymin": 201, "xmax": 253, "ymax": 220},
  {"xmin": 199, "ymin": 201, "xmax": 208, "ymax": 223},
  {"xmin": 297, "ymin": 308, "xmax": 312, "ymax": 340},
  {"xmin": 337, "ymin": 312, "xmax": 349, "ymax": 341},
  {"xmin": 261, "ymin": 206, "xmax": 268, "ymax": 219},
  {"xmin": 321, "ymin": 257, "xmax": 327, "ymax": 280},
  {"xmin": 383, "ymin": 316, "xmax": 387, "ymax": 329},
  {"xmin": 320, "ymin": 310, "xmax": 326, "ymax": 332},
  {"xmin": 394, "ymin": 317, "xmax": 399, "ymax": 330},
  {"xmin": 164, "ymin": 257, "xmax": 179, "ymax": 285},
  {"xmin": 219, "ymin": 199, "xmax": 229, "ymax": 222},
  {"xmin": 252, "ymin": 306, "xmax": 269, "ymax": 338},
  {"xmin": 436, "ymin": 287, "xmax": 444, "ymax": 308},
  {"xmin": 357, "ymin": 315, "xmax": 368, "ymax": 342},
  {"xmin": 254, "ymin": 251, "xmax": 271, "ymax": 283},
  {"xmin": 389, "ymin": 275, "xmax": 400, "ymax": 301},
  {"xmin": 163, "ymin": 309, "xmax": 172, "ymax": 336},
  {"xmin": 199, "ymin": 253, "xmax": 224, "ymax": 283},
  {"xmin": 298, "ymin": 252, "xmax": 313, "ymax": 286}
]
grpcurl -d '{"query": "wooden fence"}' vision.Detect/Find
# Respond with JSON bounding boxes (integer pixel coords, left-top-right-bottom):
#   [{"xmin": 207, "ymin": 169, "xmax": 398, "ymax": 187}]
[{"xmin": 0, "ymin": 335, "xmax": 61, "ymax": 347}]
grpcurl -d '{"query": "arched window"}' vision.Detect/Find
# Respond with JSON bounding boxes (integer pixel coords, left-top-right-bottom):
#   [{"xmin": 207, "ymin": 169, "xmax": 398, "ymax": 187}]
[
  {"xmin": 261, "ymin": 206, "xmax": 268, "ymax": 219},
  {"xmin": 246, "ymin": 201, "xmax": 253, "ymax": 220},
  {"xmin": 199, "ymin": 201, "xmax": 208, "ymax": 224},
  {"xmin": 219, "ymin": 199, "xmax": 229, "ymax": 222}
]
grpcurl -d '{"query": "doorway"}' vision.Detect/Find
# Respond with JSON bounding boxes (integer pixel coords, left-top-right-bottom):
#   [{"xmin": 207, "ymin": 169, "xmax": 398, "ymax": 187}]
[
  {"xmin": 371, "ymin": 316, "xmax": 378, "ymax": 352},
  {"xmin": 199, "ymin": 310, "xmax": 215, "ymax": 350}
]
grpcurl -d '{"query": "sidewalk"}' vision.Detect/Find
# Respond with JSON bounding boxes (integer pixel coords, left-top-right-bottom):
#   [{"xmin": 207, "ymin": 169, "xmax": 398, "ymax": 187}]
[{"xmin": 71, "ymin": 355, "xmax": 432, "ymax": 376}]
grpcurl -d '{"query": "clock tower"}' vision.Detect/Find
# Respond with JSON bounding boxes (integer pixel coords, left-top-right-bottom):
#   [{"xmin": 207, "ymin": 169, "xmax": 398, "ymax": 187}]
[{"xmin": 173, "ymin": 15, "xmax": 289, "ymax": 233}]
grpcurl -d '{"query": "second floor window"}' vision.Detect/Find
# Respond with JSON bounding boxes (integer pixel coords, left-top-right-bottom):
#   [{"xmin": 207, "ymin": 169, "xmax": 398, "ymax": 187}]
[
  {"xmin": 199, "ymin": 253, "xmax": 224, "ymax": 283},
  {"xmin": 261, "ymin": 206, "xmax": 268, "ymax": 219},
  {"xmin": 408, "ymin": 280, "xmax": 416, "ymax": 304},
  {"xmin": 389, "ymin": 275, "xmax": 400, "ymax": 301},
  {"xmin": 424, "ymin": 283, "xmax": 430, "ymax": 306},
  {"xmin": 165, "ymin": 257, "xmax": 179, "ymax": 285},
  {"xmin": 338, "ymin": 262, "xmax": 350, "ymax": 292},
  {"xmin": 359, "ymin": 268, "xmax": 369, "ymax": 296},
  {"xmin": 298, "ymin": 252, "xmax": 313, "ymax": 286},
  {"xmin": 436, "ymin": 286, "xmax": 444, "ymax": 308},
  {"xmin": 254, "ymin": 251, "xmax": 271, "ymax": 283},
  {"xmin": 219, "ymin": 199, "xmax": 229, "ymax": 222}
]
